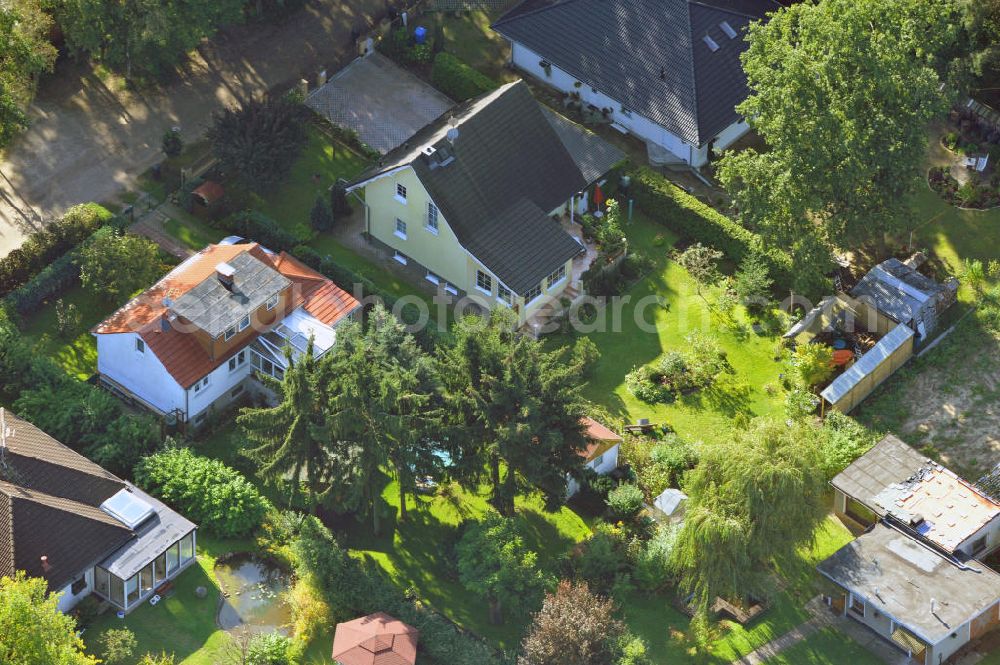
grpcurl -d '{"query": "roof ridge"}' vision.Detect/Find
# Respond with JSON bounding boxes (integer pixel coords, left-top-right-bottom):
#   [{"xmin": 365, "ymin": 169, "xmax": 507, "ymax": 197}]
[
  {"xmin": 492, "ymin": 0, "xmax": 587, "ymax": 28},
  {"xmin": 0, "ymin": 479, "xmax": 132, "ymax": 532},
  {"xmin": 687, "ymin": 0, "xmax": 775, "ymax": 20}
]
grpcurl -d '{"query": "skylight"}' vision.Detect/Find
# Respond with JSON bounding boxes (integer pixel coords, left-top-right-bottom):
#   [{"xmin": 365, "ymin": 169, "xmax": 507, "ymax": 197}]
[
  {"xmin": 101, "ymin": 488, "xmax": 155, "ymax": 529},
  {"xmin": 719, "ymin": 21, "xmax": 737, "ymax": 39},
  {"xmin": 702, "ymin": 35, "xmax": 720, "ymax": 52}
]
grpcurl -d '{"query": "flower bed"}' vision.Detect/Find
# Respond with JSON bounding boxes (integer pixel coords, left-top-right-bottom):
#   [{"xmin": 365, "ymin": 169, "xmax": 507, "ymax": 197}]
[{"xmin": 928, "ymin": 166, "xmax": 1000, "ymax": 209}]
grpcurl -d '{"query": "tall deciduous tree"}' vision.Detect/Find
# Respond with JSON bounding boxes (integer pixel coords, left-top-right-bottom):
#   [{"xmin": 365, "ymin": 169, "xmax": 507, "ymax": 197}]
[
  {"xmin": 671, "ymin": 418, "xmax": 827, "ymax": 628},
  {"xmin": 456, "ymin": 510, "xmax": 550, "ymax": 625},
  {"xmin": 207, "ymin": 95, "xmax": 308, "ymax": 190},
  {"xmin": 0, "ymin": 572, "xmax": 98, "ymax": 665},
  {"xmin": 519, "ymin": 580, "xmax": 624, "ymax": 665},
  {"xmin": 0, "ymin": 0, "xmax": 57, "ymax": 148},
  {"xmin": 718, "ymin": 0, "xmax": 959, "ymax": 295},
  {"xmin": 322, "ymin": 304, "xmax": 440, "ymax": 532},
  {"xmin": 79, "ymin": 230, "xmax": 161, "ymax": 303},
  {"xmin": 437, "ymin": 310, "xmax": 590, "ymax": 515},
  {"xmin": 55, "ymin": 0, "xmax": 244, "ymax": 80}
]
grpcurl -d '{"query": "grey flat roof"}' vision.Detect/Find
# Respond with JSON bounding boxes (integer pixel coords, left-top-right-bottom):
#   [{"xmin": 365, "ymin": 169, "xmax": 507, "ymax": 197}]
[
  {"xmin": 172, "ymin": 251, "xmax": 290, "ymax": 338},
  {"xmin": 820, "ymin": 323, "xmax": 914, "ymax": 406},
  {"xmin": 830, "ymin": 434, "xmax": 930, "ymax": 513},
  {"xmin": 99, "ymin": 485, "xmax": 196, "ymax": 581},
  {"xmin": 817, "ymin": 523, "xmax": 1000, "ymax": 645}
]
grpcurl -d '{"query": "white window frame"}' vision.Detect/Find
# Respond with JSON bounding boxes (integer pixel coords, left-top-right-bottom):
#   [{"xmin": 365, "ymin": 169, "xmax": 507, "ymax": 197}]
[
  {"xmin": 525, "ymin": 284, "xmax": 542, "ymax": 304},
  {"xmin": 425, "ymin": 271, "xmax": 440, "ymax": 286},
  {"xmin": 395, "ymin": 218, "xmax": 408, "ymax": 240},
  {"xmin": 228, "ymin": 350, "xmax": 246, "ymax": 373},
  {"xmin": 266, "ymin": 294, "xmax": 278, "ymax": 311},
  {"xmin": 592, "ymin": 454, "xmax": 604, "ymax": 468},
  {"xmin": 192, "ymin": 376, "xmax": 210, "ymax": 395},
  {"xmin": 393, "ymin": 251, "xmax": 408, "ymax": 266},
  {"xmin": 394, "ymin": 183, "xmax": 407, "ymax": 204},
  {"xmin": 426, "ymin": 202, "xmax": 439, "ymax": 234},
  {"xmin": 546, "ymin": 265, "xmax": 567, "ymax": 289},
  {"xmin": 497, "ymin": 284, "xmax": 513, "ymax": 307},
  {"xmin": 223, "ymin": 326, "xmax": 236, "ymax": 341},
  {"xmin": 475, "ymin": 270, "xmax": 492, "ymax": 296},
  {"xmin": 620, "ymin": 107, "xmax": 633, "ymax": 118},
  {"xmin": 444, "ymin": 283, "xmax": 458, "ymax": 296},
  {"xmin": 135, "ymin": 338, "xmax": 145, "ymax": 354},
  {"xmin": 238, "ymin": 315, "xmax": 250, "ymax": 332}
]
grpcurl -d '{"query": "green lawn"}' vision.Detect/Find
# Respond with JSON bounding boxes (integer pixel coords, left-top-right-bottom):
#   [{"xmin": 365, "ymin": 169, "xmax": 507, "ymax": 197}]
[
  {"xmin": 82, "ymin": 535, "xmax": 334, "ymax": 665},
  {"xmin": 549, "ymin": 213, "xmax": 788, "ymax": 442},
  {"xmin": 415, "ymin": 9, "xmax": 519, "ymax": 83},
  {"xmin": 343, "ymin": 478, "xmax": 591, "ymax": 650},
  {"xmin": 623, "ymin": 516, "xmax": 854, "ymax": 664},
  {"xmin": 163, "ymin": 212, "xmax": 225, "ymax": 251},
  {"xmin": 761, "ymin": 628, "xmax": 885, "ymax": 665}
]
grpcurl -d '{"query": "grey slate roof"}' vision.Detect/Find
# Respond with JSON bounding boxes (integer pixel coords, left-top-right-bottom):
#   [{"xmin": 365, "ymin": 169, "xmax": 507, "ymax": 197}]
[
  {"xmin": 350, "ymin": 81, "xmax": 590, "ymax": 294},
  {"xmin": 542, "ymin": 107, "xmax": 625, "ymax": 182},
  {"xmin": 173, "ymin": 251, "xmax": 291, "ymax": 338},
  {"xmin": 851, "ymin": 258, "xmax": 954, "ymax": 326},
  {"xmin": 817, "ymin": 523, "xmax": 1000, "ymax": 645},
  {"xmin": 494, "ymin": 0, "xmax": 777, "ymax": 146},
  {"xmin": 830, "ymin": 434, "xmax": 930, "ymax": 515}
]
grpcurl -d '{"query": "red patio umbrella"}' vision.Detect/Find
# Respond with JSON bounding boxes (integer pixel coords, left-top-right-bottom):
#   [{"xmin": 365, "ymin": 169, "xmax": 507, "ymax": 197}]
[{"xmin": 593, "ymin": 183, "xmax": 605, "ymax": 210}]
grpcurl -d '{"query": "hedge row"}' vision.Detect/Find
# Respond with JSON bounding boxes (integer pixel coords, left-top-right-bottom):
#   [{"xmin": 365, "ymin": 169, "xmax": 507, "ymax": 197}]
[
  {"xmin": 292, "ymin": 516, "xmax": 506, "ymax": 665},
  {"xmin": 430, "ymin": 52, "xmax": 497, "ymax": 102},
  {"xmin": 219, "ymin": 210, "xmax": 301, "ymax": 252},
  {"xmin": 629, "ymin": 167, "xmax": 793, "ymax": 287},
  {"xmin": 0, "ymin": 203, "xmax": 115, "ymax": 297},
  {"xmin": 0, "ymin": 322, "xmax": 160, "ymax": 477}
]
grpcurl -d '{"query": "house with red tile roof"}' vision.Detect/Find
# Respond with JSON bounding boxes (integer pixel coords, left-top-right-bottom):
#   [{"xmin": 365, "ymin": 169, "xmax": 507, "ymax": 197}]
[
  {"xmin": 92, "ymin": 240, "xmax": 361, "ymax": 428},
  {"xmin": 567, "ymin": 416, "xmax": 623, "ymax": 497},
  {"xmin": 332, "ymin": 612, "xmax": 419, "ymax": 665}
]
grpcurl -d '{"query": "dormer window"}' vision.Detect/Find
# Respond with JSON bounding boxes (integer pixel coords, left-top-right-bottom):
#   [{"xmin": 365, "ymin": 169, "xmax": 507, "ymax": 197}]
[
  {"xmin": 266, "ymin": 294, "xmax": 278, "ymax": 311},
  {"xmin": 224, "ymin": 326, "xmax": 236, "ymax": 341},
  {"xmin": 238, "ymin": 315, "xmax": 250, "ymax": 332}
]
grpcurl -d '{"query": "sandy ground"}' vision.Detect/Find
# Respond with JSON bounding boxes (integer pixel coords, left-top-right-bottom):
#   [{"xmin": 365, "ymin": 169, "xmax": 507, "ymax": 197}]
[{"xmin": 0, "ymin": 0, "xmax": 382, "ymax": 257}]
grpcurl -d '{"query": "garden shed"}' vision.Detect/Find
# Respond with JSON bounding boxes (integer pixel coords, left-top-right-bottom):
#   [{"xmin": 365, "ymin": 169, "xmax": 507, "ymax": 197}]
[
  {"xmin": 820, "ymin": 323, "xmax": 915, "ymax": 414},
  {"xmin": 850, "ymin": 257, "xmax": 958, "ymax": 341}
]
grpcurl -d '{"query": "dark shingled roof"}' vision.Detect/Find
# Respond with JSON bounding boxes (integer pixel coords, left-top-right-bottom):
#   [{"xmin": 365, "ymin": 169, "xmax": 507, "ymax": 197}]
[
  {"xmin": 0, "ymin": 412, "xmax": 194, "ymax": 591},
  {"xmin": 350, "ymin": 81, "xmax": 589, "ymax": 294},
  {"xmin": 542, "ymin": 107, "xmax": 625, "ymax": 182},
  {"xmin": 830, "ymin": 434, "xmax": 929, "ymax": 515},
  {"xmin": 493, "ymin": 0, "xmax": 778, "ymax": 146},
  {"xmin": 172, "ymin": 251, "xmax": 291, "ymax": 338}
]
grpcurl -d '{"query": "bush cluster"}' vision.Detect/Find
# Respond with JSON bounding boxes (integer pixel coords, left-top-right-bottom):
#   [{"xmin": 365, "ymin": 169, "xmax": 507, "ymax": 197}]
[
  {"xmin": 134, "ymin": 447, "xmax": 271, "ymax": 538},
  {"xmin": 625, "ymin": 332, "xmax": 731, "ymax": 403},
  {"xmin": 290, "ymin": 516, "xmax": 503, "ymax": 665},
  {"xmin": 582, "ymin": 253, "xmax": 649, "ymax": 297},
  {"xmin": 430, "ymin": 52, "xmax": 497, "ymax": 101},
  {"xmin": 218, "ymin": 210, "xmax": 300, "ymax": 252},
  {"xmin": 0, "ymin": 203, "xmax": 114, "ymax": 297},
  {"xmin": 629, "ymin": 167, "xmax": 793, "ymax": 288},
  {"xmin": 0, "ymin": 324, "xmax": 160, "ymax": 477}
]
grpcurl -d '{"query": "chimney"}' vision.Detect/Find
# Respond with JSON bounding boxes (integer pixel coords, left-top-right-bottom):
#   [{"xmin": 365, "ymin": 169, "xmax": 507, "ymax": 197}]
[
  {"xmin": 216, "ymin": 262, "xmax": 236, "ymax": 291},
  {"xmin": 930, "ymin": 598, "xmax": 938, "ymax": 614},
  {"xmin": 40, "ymin": 555, "xmax": 50, "ymax": 572}
]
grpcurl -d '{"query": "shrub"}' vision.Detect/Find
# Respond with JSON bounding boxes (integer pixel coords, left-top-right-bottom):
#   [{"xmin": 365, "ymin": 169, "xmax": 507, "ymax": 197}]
[
  {"xmin": 625, "ymin": 333, "xmax": 730, "ymax": 402},
  {"xmin": 648, "ymin": 436, "xmax": 699, "ymax": 489},
  {"xmin": 330, "ymin": 183, "xmax": 352, "ymax": 216},
  {"xmin": 5, "ymin": 249, "xmax": 81, "ymax": 317},
  {"xmin": 629, "ymin": 167, "xmax": 793, "ymax": 288},
  {"xmin": 55, "ymin": 299, "xmax": 82, "ymax": 339},
  {"xmin": 161, "ymin": 129, "xmax": 183, "ymax": 158},
  {"xmin": 221, "ymin": 211, "xmax": 300, "ymax": 252},
  {"xmin": 134, "ymin": 447, "xmax": 271, "ymax": 537},
  {"xmin": 520, "ymin": 580, "xmax": 624, "ymax": 665},
  {"xmin": 79, "ymin": 230, "xmax": 162, "ymax": 303},
  {"xmin": 247, "ymin": 633, "xmax": 293, "ymax": 665},
  {"xmin": 100, "ymin": 628, "xmax": 137, "ymax": 664},
  {"xmin": 430, "ymin": 52, "xmax": 497, "ymax": 101},
  {"xmin": 606, "ymin": 484, "xmax": 644, "ymax": 521},
  {"xmin": 309, "ymin": 195, "xmax": 334, "ymax": 232},
  {"xmin": 791, "ymin": 342, "xmax": 834, "ymax": 388},
  {"xmin": 574, "ymin": 527, "xmax": 626, "ymax": 594},
  {"xmin": 0, "ymin": 203, "xmax": 114, "ymax": 297},
  {"xmin": 819, "ymin": 412, "xmax": 879, "ymax": 479},
  {"xmin": 633, "ymin": 523, "xmax": 679, "ymax": 590},
  {"xmin": 785, "ymin": 387, "xmax": 819, "ymax": 420}
]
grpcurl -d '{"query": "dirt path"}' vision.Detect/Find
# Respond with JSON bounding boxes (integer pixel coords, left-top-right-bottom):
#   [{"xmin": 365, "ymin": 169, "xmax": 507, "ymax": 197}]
[{"xmin": 0, "ymin": 0, "xmax": 382, "ymax": 258}]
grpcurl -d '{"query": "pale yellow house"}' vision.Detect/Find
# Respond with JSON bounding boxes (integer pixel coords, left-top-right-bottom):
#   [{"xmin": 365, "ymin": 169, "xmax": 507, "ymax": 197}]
[{"xmin": 346, "ymin": 81, "xmax": 622, "ymax": 326}]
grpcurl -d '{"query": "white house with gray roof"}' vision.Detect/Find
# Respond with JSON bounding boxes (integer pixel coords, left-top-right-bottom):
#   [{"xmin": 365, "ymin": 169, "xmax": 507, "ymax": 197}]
[{"xmin": 493, "ymin": 0, "xmax": 782, "ymax": 168}]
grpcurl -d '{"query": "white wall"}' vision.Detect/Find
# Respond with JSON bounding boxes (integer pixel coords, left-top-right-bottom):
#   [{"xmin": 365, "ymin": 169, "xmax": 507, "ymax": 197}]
[
  {"xmin": 956, "ymin": 513, "xmax": 1000, "ymax": 560},
  {"xmin": 930, "ymin": 622, "xmax": 970, "ymax": 664},
  {"xmin": 566, "ymin": 443, "xmax": 620, "ymax": 497},
  {"xmin": 56, "ymin": 569, "xmax": 93, "ymax": 613},
  {"xmin": 186, "ymin": 352, "xmax": 253, "ymax": 422},
  {"xmin": 510, "ymin": 41, "xmax": 750, "ymax": 168},
  {"xmin": 96, "ymin": 333, "xmax": 186, "ymax": 416}
]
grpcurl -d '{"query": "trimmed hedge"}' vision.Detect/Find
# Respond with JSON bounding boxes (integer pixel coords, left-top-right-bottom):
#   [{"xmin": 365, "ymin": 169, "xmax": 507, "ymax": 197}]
[
  {"xmin": 430, "ymin": 52, "xmax": 497, "ymax": 102},
  {"xmin": 219, "ymin": 210, "xmax": 300, "ymax": 252},
  {"xmin": 0, "ymin": 203, "xmax": 115, "ymax": 297},
  {"xmin": 629, "ymin": 167, "xmax": 793, "ymax": 287}
]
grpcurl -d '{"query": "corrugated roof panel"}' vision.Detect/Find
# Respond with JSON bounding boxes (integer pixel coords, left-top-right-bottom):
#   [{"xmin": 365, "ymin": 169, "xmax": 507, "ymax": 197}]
[{"xmin": 821, "ymin": 324, "xmax": 914, "ymax": 405}]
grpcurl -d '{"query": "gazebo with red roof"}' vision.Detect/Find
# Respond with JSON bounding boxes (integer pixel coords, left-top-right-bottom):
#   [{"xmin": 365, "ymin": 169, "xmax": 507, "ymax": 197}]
[{"xmin": 332, "ymin": 612, "xmax": 419, "ymax": 665}]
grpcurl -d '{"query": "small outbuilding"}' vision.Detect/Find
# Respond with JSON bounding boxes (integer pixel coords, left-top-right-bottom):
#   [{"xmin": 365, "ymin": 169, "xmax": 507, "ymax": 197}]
[
  {"xmin": 332, "ymin": 612, "xmax": 419, "ymax": 665},
  {"xmin": 850, "ymin": 256, "xmax": 958, "ymax": 341},
  {"xmin": 651, "ymin": 488, "xmax": 687, "ymax": 523},
  {"xmin": 567, "ymin": 417, "xmax": 623, "ymax": 497},
  {"xmin": 191, "ymin": 180, "xmax": 225, "ymax": 207}
]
